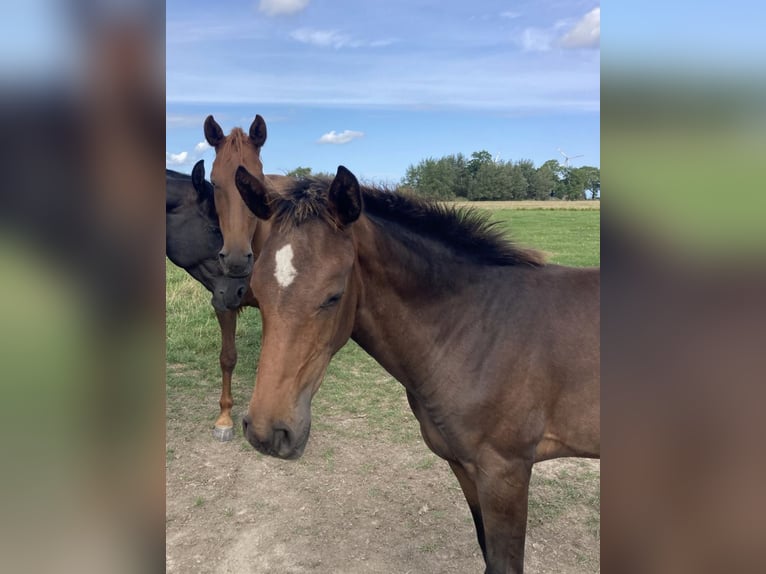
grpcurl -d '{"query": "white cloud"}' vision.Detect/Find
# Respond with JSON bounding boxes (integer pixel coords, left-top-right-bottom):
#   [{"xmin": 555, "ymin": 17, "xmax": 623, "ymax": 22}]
[
  {"xmin": 259, "ymin": 0, "xmax": 310, "ymax": 16},
  {"xmin": 370, "ymin": 38, "xmax": 398, "ymax": 48},
  {"xmin": 291, "ymin": 28, "xmax": 352, "ymax": 49},
  {"xmin": 290, "ymin": 28, "xmax": 396, "ymax": 49},
  {"xmin": 560, "ymin": 7, "xmax": 600, "ymax": 49},
  {"xmin": 519, "ymin": 28, "xmax": 554, "ymax": 52},
  {"xmin": 166, "ymin": 141, "xmax": 213, "ymax": 168},
  {"xmin": 500, "ymin": 11, "xmax": 521, "ymax": 19},
  {"xmin": 317, "ymin": 130, "xmax": 364, "ymax": 145},
  {"xmin": 166, "ymin": 151, "xmax": 188, "ymax": 165}
]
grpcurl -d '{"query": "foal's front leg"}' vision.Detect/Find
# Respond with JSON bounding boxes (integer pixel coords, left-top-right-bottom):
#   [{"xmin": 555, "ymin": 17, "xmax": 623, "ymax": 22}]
[
  {"xmin": 448, "ymin": 461, "xmax": 487, "ymax": 564},
  {"xmin": 474, "ymin": 454, "xmax": 533, "ymax": 574},
  {"xmin": 213, "ymin": 308, "xmax": 238, "ymax": 441}
]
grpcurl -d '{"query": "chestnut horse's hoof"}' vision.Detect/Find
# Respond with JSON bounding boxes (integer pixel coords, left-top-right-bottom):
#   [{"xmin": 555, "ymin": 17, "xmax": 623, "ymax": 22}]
[{"xmin": 213, "ymin": 426, "xmax": 234, "ymax": 442}]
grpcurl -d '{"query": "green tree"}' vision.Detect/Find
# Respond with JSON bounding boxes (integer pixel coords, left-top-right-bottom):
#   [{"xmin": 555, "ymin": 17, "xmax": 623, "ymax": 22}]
[
  {"xmin": 402, "ymin": 157, "xmax": 458, "ymax": 200},
  {"xmin": 533, "ymin": 160, "xmax": 561, "ymax": 199},
  {"xmin": 467, "ymin": 162, "xmax": 513, "ymax": 200},
  {"xmin": 514, "ymin": 159, "xmax": 537, "ymax": 199},
  {"xmin": 577, "ymin": 166, "xmax": 600, "ymax": 199},
  {"xmin": 443, "ymin": 153, "xmax": 470, "ymax": 198},
  {"xmin": 286, "ymin": 166, "xmax": 313, "ymax": 178},
  {"xmin": 559, "ymin": 167, "xmax": 588, "ymax": 200},
  {"xmin": 467, "ymin": 150, "xmax": 494, "ymax": 177}
]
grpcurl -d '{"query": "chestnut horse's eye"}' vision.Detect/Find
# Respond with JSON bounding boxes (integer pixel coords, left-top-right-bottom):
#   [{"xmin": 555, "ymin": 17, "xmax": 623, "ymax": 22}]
[{"xmin": 319, "ymin": 292, "xmax": 343, "ymax": 310}]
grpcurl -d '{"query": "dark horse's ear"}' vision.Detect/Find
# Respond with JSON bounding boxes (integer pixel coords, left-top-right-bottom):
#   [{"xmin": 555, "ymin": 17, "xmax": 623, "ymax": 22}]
[
  {"xmin": 204, "ymin": 115, "xmax": 225, "ymax": 147},
  {"xmin": 329, "ymin": 165, "xmax": 362, "ymax": 226},
  {"xmin": 191, "ymin": 159, "xmax": 206, "ymax": 193},
  {"xmin": 249, "ymin": 114, "xmax": 267, "ymax": 148},
  {"xmin": 235, "ymin": 166, "xmax": 273, "ymax": 220}
]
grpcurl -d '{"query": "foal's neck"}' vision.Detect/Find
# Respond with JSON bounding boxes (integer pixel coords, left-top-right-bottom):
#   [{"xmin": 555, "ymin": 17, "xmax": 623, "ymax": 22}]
[{"xmin": 350, "ymin": 215, "xmax": 508, "ymax": 394}]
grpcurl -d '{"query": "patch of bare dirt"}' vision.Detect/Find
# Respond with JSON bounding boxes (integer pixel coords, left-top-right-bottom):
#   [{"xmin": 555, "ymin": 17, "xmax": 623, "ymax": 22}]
[{"xmin": 167, "ymin": 394, "xmax": 599, "ymax": 573}]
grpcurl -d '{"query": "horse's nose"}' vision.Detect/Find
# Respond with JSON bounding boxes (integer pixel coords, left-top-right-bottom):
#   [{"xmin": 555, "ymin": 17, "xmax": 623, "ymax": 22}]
[
  {"xmin": 218, "ymin": 250, "xmax": 253, "ymax": 277},
  {"xmin": 242, "ymin": 416, "xmax": 300, "ymax": 459},
  {"xmin": 271, "ymin": 425, "xmax": 295, "ymax": 458},
  {"xmin": 236, "ymin": 285, "xmax": 246, "ymax": 299}
]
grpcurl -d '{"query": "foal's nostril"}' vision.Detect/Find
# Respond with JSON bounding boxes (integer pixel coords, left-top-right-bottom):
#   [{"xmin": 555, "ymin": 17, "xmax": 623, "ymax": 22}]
[
  {"xmin": 242, "ymin": 415, "xmax": 251, "ymax": 436},
  {"xmin": 272, "ymin": 428, "xmax": 290, "ymax": 454},
  {"xmin": 236, "ymin": 285, "xmax": 246, "ymax": 298},
  {"xmin": 218, "ymin": 252, "xmax": 226, "ymax": 262}
]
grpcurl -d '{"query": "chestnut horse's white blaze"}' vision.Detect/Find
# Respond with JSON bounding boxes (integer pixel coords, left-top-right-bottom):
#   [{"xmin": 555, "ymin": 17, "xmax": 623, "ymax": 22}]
[{"xmin": 274, "ymin": 244, "xmax": 297, "ymax": 288}]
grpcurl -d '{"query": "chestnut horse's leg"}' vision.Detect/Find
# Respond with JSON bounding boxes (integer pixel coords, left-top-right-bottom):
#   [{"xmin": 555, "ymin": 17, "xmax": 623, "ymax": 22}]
[
  {"xmin": 448, "ymin": 461, "xmax": 487, "ymax": 564},
  {"xmin": 212, "ymin": 308, "xmax": 238, "ymax": 441},
  {"xmin": 474, "ymin": 455, "xmax": 533, "ymax": 574}
]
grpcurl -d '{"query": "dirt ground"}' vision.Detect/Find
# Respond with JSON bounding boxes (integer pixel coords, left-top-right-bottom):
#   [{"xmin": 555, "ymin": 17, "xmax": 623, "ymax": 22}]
[{"xmin": 167, "ymin": 390, "xmax": 600, "ymax": 573}]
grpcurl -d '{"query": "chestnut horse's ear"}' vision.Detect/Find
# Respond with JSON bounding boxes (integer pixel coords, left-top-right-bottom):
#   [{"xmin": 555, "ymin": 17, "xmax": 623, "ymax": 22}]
[
  {"xmin": 329, "ymin": 165, "xmax": 362, "ymax": 226},
  {"xmin": 204, "ymin": 115, "xmax": 225, "ymax": 147},
  {"xmin": 249, "ymin": 114, "xmax": 267, "ymax": 148},
  {"xmin": 235, "ymin": 166, "xmax": 273, "ymax": 220}
]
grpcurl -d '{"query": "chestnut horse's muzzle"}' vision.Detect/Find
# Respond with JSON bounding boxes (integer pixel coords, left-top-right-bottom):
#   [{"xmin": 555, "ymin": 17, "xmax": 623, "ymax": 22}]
[{"xmin": 218, "ymin": 249, "xmax": 253, "ymax": 278}]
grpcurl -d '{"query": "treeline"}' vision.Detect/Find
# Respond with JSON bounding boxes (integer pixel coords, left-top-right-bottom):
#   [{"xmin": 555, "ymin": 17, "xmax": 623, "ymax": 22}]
[
  {"xmin": 401, "ymin": 151, "xmax": 600, "ymax": 201},
  {"xmin": 287, "ymin": 150, "xmax": 600, "ymax": 201}
]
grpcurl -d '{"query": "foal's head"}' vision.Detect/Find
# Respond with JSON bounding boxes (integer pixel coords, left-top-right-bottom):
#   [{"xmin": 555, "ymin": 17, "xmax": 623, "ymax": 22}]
[
  {"xmin": 203, "ymin": 114, "xmax": 267, "ymax": 278},
  {"xmin": 234, "ymin": 165, "xmax": 363, "ymax": 459}
]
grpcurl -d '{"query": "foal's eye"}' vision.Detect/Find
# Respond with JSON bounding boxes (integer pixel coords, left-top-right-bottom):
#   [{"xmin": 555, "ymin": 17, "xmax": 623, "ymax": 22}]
[{"xmin": 319, "ymin": 292, "xmax": 343, "ymax": 310}]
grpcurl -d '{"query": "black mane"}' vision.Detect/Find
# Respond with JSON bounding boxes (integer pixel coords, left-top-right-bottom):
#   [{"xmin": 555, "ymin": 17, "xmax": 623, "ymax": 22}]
[{"xmin": 272, "ymin": 177, "xmax": 545, "ymax": 267}]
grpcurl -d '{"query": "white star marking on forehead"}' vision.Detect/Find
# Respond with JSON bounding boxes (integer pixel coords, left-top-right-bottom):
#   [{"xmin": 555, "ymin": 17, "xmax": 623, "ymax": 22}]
[{"xmin": 274, "ymin": 244, "xmax": 297, "ymax": 288}]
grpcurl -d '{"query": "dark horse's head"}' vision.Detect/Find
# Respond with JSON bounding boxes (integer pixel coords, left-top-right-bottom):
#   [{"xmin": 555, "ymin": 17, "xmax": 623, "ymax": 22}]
[
  {"xmin": 166, "ymin": 160, "xmax": 249, "ymax": 310},
  {"xmin": 203, "ymin": 114, "xmax": 267, "ymax": 279},
  {"xmin": 234, "ymin": 165, "xmax": 362, "ymax": 459}
]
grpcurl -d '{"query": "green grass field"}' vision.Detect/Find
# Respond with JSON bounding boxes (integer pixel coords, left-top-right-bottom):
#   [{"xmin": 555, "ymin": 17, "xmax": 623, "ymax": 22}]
[{"xmin": 167, "ymin": 207, "xmax": 599, "ymax": 433}]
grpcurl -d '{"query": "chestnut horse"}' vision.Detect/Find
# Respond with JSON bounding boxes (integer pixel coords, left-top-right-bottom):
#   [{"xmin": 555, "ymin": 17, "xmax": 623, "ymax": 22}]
[
  {"xmin": 203, "ymin": 114, "xmax": 269, "ymax": 279},
  {"xmin": 198, "ymin": 113, "xmax": 284, "ymax": 439},
  {"xmin": 234, "ymin": 165, "xmax": 600, "ymax": 574}
]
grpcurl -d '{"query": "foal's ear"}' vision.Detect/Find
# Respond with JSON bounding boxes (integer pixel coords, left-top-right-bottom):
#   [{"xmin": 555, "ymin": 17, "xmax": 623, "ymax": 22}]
[
  {"xmin": 329, "ymin": 165, "xmax": 362, "ymax": 226},
  {"xmin": 249, "ymin": 115, "xmax": 267, "ymax": 148},
  {"xmin": 204, "ymin": 115, "xmax": 225, "ymax": 147},
  {"xmin": 235, "ymin": 166, "xmax": 273, "ymax": 220}
]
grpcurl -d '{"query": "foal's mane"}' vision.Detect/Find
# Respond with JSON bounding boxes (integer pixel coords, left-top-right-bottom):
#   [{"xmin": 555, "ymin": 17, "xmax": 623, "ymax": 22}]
[{"xmin": 272, "ymin": 177, "xmax": 545, "ymax": 267}]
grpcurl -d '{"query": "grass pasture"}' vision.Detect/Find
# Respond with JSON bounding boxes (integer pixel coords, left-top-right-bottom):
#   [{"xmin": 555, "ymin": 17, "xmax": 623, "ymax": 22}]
[{"xmin": 166, "ymin": 206, "xmax": 600, "ymax": 574}]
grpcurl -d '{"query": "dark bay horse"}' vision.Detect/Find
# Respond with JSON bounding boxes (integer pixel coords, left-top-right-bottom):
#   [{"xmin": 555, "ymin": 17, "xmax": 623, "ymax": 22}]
[
  {"xmin": 166, "ymin": 160, "xmax": 257, "ymax": 440},
  {"xmin": 234, "ymin": 165, "xmax": 600, "ymax": 574},
  {"xmin": 166, "ymin": 160, "xmax": 250, "ymax": 310}
]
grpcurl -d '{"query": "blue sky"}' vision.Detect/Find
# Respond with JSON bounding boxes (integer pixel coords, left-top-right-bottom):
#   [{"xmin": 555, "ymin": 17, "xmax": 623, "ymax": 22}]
[{"xmin": 166, "ymin": 0, "xmax": 600, "ymax": 183}]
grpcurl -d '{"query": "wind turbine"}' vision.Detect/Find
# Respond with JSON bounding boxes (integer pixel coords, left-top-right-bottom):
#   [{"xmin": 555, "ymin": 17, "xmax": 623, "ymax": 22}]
[{"xmin": 557, "ymin": 148, "xmax": 584, "ymax": 167}]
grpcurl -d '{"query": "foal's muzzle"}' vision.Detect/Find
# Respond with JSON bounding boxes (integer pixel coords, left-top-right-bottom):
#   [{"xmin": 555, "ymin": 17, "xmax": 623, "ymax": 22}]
[{"xmin": 242, "ymin": 415, "xmax": 309, "ymax": 460}]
